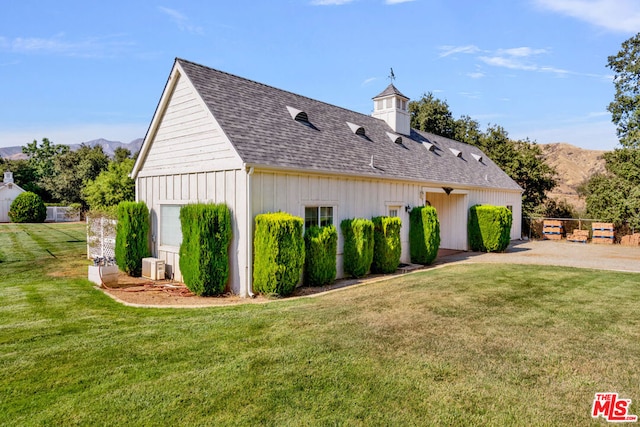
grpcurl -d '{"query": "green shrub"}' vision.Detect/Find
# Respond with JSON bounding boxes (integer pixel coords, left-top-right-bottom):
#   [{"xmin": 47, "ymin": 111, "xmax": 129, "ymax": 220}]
[
  {"xmin": 115, "ymin": 201, "xmax": 150, "ymax": 276},
  {"xmin": 371, "ymin": 216, "xmax": 402, "ymax": 273},
  {"xmin": 8, "ymin": 192, "xmax": 46, "ymax": 223},
  {"xmin": 341, "ymin": 218, "xmax": 374, "ymax": 278},
  {"xmin": 409, "ymin": 206, "xmax": 441, "ymax": 265},
  {"xmin": 179, "ymin": 203, "xmax": 232, "ymax": 296},
  {"xmin": 253, "ymin": 212, "xmax": 305, "ymax": 296},
  {"xmin": 304, "ymin": 225, "xmax": 337, "ymax": 286},
  {"xmin": 468, "ymin": 204, "xmax": 513, "ymax": 252}
]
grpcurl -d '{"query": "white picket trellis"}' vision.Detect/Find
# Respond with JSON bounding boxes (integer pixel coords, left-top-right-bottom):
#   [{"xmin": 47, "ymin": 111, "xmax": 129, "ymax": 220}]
[{"xmin": 86, "ymin": 216, "xmax": 117, "ymax": 260}]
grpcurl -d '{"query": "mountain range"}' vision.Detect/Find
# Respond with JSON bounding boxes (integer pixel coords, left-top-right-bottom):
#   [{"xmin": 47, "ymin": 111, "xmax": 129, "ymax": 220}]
[
  {"xmin": 0, "ymin": 138, "xmax": 144, "ymax": 160},
  {"xmin": 540, "ymin": 143, "xmax": 607, "ymax": 212}
]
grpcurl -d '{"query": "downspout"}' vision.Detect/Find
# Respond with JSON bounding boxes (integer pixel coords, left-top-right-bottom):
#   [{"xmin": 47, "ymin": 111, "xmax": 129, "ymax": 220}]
[{"xmin": 246, "ymin": 166, "xmax": 255, "ymax": 298}]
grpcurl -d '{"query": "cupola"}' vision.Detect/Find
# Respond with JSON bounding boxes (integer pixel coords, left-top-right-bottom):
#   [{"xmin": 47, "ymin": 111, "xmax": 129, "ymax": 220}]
[{"xmin": 372, "ymin": 83, "xmax": 410, "ymax": 135}]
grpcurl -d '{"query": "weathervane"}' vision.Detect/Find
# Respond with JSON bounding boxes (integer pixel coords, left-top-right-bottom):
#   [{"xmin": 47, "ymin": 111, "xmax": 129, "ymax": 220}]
[{"xmin": 388, "ymin": 67, "xmax": 396, "ymax": 82}]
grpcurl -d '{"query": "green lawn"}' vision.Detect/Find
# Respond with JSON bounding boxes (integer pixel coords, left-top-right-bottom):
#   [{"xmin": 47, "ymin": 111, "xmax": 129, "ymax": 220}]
[{"xmin": 1, "ymin": 223, "xmax": 639, "ymax": 426}]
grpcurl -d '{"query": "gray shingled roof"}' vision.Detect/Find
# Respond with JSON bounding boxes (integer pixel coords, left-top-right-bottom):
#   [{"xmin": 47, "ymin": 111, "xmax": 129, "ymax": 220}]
[{"xmin": 177, "ymin": 59, "xmax": 522, "ymax": 192}]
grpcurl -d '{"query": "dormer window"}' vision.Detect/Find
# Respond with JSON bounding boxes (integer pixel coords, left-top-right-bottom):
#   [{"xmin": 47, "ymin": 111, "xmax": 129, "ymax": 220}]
[
  {"xmin": 471, "ymin": 153, "xmax": 483, "ymax": 162},
  {"xmin": 286, "ymin": 105, "xmax": 317, "ymax": 129},
  {"xmin": 286, "ymin": 106, "xmax": 308, "ymax": 123},
  {"xmin": 386, "ymin": 131, "xmax": 402, "ymax": 144},
  {"xmin": 346, "ymin": 122, "xmax": 366, "ymax": 136},
  {"xmin": 449, "ymin": 148, "xmax": 462, "ymax": 157}
]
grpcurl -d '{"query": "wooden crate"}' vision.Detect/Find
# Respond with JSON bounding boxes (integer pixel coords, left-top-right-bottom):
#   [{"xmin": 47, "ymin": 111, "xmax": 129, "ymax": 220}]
[
  {"xmin": 567, "ymin": 229, "xmax": 589, "ymax": 243},
  {"xmin": 592, "ymin": 222, "xmax": 614, "ymax": 244},
  {"xmin": 621, "ymin": 233, "xmax": 640, "ymax": 246},
  {"xmin": 543, "ymin": 220, "xmax": 563, "ymax": 240}
]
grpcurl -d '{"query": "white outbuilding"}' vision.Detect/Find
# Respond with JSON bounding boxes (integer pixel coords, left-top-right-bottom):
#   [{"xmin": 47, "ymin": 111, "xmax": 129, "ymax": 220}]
[
  {"xmin": 131, "ymin": 58, "xmax": 523, "ymax": 296},
  {"xmin": 0, "ymin": 171, "xmax": 26, "ymax": 223}
]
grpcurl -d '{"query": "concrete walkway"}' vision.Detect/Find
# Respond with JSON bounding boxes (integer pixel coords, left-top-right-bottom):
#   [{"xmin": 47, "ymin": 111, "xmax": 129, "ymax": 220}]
[{"xmin": 438, "ymin": 239, "xmax": 640, "ymax": 273}]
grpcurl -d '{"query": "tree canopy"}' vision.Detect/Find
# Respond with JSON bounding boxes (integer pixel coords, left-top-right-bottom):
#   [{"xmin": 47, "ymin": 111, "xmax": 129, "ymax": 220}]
[
  {"xmin": 83, "ymin": 158, "xmax": 136, "ymax": 212},
  {"xmin": 582, "ymin": 33, "xmax": 640, "ymax": 227},
  {"xmin": 607, "ymin": 32, "xmax": 640, "ymax": 148},
  {"xmin": 409, "ymin": 95, "xmax": 556, "ymax": 218}
]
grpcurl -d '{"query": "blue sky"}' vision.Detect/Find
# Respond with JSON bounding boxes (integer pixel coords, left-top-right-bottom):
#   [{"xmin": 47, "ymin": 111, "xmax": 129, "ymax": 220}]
[{"xmin": 0, "ymin": 0, "xmax": 639, "ymax": 151}]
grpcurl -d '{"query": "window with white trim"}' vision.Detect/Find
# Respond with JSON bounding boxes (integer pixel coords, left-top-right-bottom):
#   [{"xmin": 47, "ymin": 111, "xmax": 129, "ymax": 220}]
[
  {"xmin": 389, "ymin": 206, "xmax": 401, "ymax": 217},
  {"xmin": 160, "ymin": 205, "xmax": 182, "ymax": 247},
  {"xmin": 304, "ymin": 206, "xmax": 333, "ymax": 229}
]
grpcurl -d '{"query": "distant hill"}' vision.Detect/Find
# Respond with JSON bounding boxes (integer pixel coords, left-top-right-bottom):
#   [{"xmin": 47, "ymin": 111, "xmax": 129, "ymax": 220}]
[
  {"xmin": 540, "ymin": 143, "xmax": 607, "ymax": 212},
  {"xmin": 0, "ymin": 138, "xmax": 143, "ymax": 160}
]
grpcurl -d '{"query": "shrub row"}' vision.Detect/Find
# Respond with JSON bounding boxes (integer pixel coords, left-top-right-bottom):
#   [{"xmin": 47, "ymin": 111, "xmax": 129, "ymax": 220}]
[
  {"xmin": 304, "ymin": 225, "xmax": 338, "ymax": 287},
  {"xmin": 179, "ymin": 203, "xmax": 232, "ymax": 296},
  {"xmin": 372, "ymin": 216, "xmax": 402, "ymax": 273},
  {"xmin": 468, "ymin": 204, "xmax": 512, "ymax": 252},
  {"xmin": 409, "ymin": 206, "xmax": 440, "ymax": 265},
  {"xmin": 253, "ymin": 212, "xmax": 305, "ymax": 296},
  {"xmin": 115, "ymin": 201, "xmax": 150, "ymax": 276},
  {"xmin": 341, "ymin": 218, "xmax": 374, "ymax": 278}
]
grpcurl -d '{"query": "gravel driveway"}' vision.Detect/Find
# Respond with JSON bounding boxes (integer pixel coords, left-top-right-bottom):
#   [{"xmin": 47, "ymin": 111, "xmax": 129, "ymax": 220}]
[{"xmin": 439, "ymin": 239, "xmax": 640, "ymax": 273}]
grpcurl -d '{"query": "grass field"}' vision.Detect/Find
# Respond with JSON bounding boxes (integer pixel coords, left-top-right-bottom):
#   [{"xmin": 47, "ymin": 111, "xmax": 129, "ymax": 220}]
[{"xmin": 1, "ymin": 222, "xmax": 639, "ymax": 425}]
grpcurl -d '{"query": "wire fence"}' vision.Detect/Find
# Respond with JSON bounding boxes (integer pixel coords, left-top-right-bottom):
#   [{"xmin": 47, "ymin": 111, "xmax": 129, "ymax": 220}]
[{"xmin": 525, "ymin": 217, "xmax": 639, "ymax": 244}]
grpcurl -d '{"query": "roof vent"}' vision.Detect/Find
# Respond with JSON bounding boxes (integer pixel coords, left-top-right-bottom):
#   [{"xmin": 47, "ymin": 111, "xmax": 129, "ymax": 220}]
[
  {"xmin": 449, "ymin": 148, "xmax": 462, "ymax": 157},
  {"xmin": 424, "ymin": 142, "xmax": 435, "ymax": 151},
  {"xmin": 471, "ymin": 153, "xmax": 483, "ymax": 162},
  {"xmin": 386, "ymin": 131, "xmax": 403, "ymax": 144},
  {"xmin": 346, "ymin": 121, "xmax": 366, "ymax": 136},
  {"xmin": 286, "ymin": 106, "xmax": 309, "ymax": 123}
]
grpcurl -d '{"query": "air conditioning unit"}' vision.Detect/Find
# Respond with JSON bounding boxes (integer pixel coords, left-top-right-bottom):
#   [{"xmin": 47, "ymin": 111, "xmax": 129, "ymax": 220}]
[{"xmin": 142, "ymin": 257, "xmax": 165, "ymax": 281}]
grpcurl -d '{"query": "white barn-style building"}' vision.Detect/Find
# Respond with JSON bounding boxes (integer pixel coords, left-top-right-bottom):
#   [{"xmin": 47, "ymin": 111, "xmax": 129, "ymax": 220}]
[
  {"xmin": 131, "ymin": 59, "xmax": 523, "ymax": 297},
  {"xmin": 0, "ymin": 172, "xmax": 25, "ymax": 223}
]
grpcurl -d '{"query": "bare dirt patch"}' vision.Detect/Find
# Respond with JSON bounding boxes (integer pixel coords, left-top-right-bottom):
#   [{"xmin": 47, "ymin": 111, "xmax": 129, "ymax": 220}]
[{"xmin": 99, "ymin": 266, "xmax": 427, "ymax": 308}]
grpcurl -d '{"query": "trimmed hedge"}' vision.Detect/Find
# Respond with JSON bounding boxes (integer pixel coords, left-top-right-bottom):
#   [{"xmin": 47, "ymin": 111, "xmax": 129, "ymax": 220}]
[
  {"xmin": 8, "ymin": 192, "xmax": 46, "ymax": 223},
  {"xmin": 409, "ymin": 206, "xmax": 441, "ymax": 265},
  {"xmin": 179, "ymin": 203, "xmax": 232, "ymax": 296},
  {"xmin": 468, "ymin": 204, "xmax": 513, "ymax": 252},
  {"xmin": 115, "ymin": 201, "xmax": 150, "ymax": 276},
  {"xmin": 253, "ymin": 212, "xmax": 305, "ymax": 296},
  {"xmin": 304, "ymin": 225, "xmax": 337, "ymax": 286},
  {"xmin": 340, "ymin": 218, "xmax": 374, "ymax": 278},
  {"xmin": 371, "ymin": 216, "xmax": 402, "ymax": 273}
]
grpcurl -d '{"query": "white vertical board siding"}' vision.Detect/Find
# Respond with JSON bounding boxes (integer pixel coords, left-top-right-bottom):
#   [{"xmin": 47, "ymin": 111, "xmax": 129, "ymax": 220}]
[
  {"xmin": 136, "ymin": 169, "xmax": 248, "ymax": 295},
  {"xmin": 250, "ymin": 170, "xmax": 523, "ymax": 278},
  {"xmin": 468, "ymin": 189, "xmax": 522, "ymax": 240},
  {"xmin": 425, "ymin": 192, "xmax": 468, "ymax": 250},
  {"xmin": 137, "ymin": 73, "xmax": 243, "ymax": 177},
  {"xmin": 251, "ymin": 171, "xmax": 422, "ymax": 278}
]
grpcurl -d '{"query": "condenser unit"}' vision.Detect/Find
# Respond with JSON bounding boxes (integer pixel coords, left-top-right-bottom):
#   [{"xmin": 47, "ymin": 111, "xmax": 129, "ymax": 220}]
[{"xmin": 142, "ymin": 257, "xmax": 165, "ymax": 281}]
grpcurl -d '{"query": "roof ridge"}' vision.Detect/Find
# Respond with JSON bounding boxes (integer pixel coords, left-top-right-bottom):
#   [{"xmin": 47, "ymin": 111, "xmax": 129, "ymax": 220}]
[{"xmin": 175, "ymin": 57, "xmax": 383, "ymax": 125}]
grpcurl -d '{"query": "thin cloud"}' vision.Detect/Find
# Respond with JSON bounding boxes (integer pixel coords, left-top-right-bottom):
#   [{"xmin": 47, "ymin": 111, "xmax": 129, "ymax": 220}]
[
  {"xmin": 438, "ymin": 45, "xmax": 481, "ymax": 58},
  {"xmin": 385, "ymin": 0, "xmax": 416, "ymax": 4},
  {"xmin": 158, "ymin": 6, "xmax": 204, "ymax": 35},
  {"xmin": 442, "ymin": 44, "xmax": 579, "ymax": 77},
  {"xmin": 0, "ymin": 34, "xmax": 134, "ymax": 58},
  {"xmin": 361, "ymin": 77, "xmax": 377, "ymax": 86},
  {"xmin": 533, "ymin": 0, "xmax": 640, "ymax": 33},
  {"xmin": 496, "ymin": 47, "xmax": 547, "ymax": 57}
]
